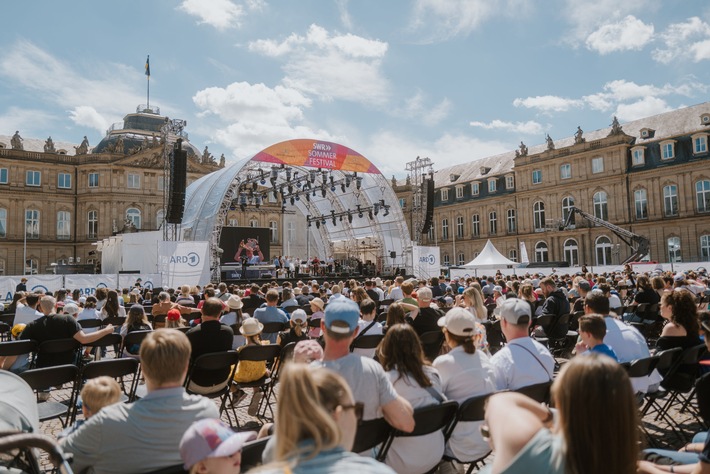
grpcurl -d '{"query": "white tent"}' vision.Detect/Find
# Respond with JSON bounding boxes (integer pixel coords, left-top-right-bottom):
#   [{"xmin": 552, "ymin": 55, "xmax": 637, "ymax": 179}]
[{"xmin": 463, "ymin": 240, "xmax": 517, "ymax": 269}]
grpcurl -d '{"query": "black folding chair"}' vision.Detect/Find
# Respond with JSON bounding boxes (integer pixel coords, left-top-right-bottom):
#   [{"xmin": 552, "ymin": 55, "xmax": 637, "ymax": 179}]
[
  {"xmin": 20, "ymin": 364, "xmax": 79, "ymax": 427},
  {"xmin": 69, "ymin": 358, "xmax": 140, "ymax": 423},
  {"xmin": 0, "ymin": 322, "xmax": 11, "ymax": 342},
  {"xmin": 119, "ymin": 330, "xmax": 153, "ymax": 358},
  {"xmin": 695, "ymin": 372, "xmax": 710, "ymax": 429},
  {"xmin": 514, "ymin": 380, "xmax": 552, "ymax": 404},
  {"xmin": 102, "ymin": 316, "xmax": 127, "ymax": 328},
  {"xmin": 34, "ymin": 338, "xmax": 81, "ymax": 368},
  {"xmin": 0, "ymin": 339, "xmax": 37, "ymax": 364},
  {"xmin": 78, "ymin": 319, "xmax": 103, "ymax": 331},
  {"xmin": 184, "ymin": 351, "xmax": 239, "ymax": 427},
  {"xmin": 82, "ymin": 333, "xmax": 122, "ymax": 361},
  {"xmin": 241, "ymin": 436, "xmax": 270, "ymax": 472},
  {"xmin": 262, "ymin": 342, "xmax": 298, "ymax": 418},
  {"xmin": 443, "ymin": 393, "xmax": 494, "ymax": 474},
  {"xmin": 350, "ymin": 334, "xmax": 384, "ymax": 353},
  {"xmin": 232, "ymin": 344, "xmax": 282, "ymax": 422},
  {"xmin": 378, "ymin": 400, "xmax": 459, "ymax": 470},
  {"xmin": 0, "ymin": 431, "xmax": 74, "ymax": 474},
  {"xmin": 481, "ymin": 320, "xmax": 504, "ymax": 354},
  {"xmin": 351, "ymin": 417, "xmax": 392, "ymax": 454}
]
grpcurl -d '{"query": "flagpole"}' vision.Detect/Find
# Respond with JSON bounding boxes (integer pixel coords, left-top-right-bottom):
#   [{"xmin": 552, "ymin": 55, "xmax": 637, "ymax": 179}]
[{"xmin": 145, "ymin": 55, "xmax": 150, "ymax": 110}]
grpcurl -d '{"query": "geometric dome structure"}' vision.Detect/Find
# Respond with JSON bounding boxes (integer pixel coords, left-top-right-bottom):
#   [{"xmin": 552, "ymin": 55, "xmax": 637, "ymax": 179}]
[{"xmin": 181, "ymin": 139, "xmax": 412, "ymax": 278}]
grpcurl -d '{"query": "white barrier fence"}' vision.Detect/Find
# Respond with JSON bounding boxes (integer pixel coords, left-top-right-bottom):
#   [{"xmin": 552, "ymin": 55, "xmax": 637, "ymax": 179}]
[{"xmin": 1, "ymin": 274, "xmax": 162, "ymax": 302}]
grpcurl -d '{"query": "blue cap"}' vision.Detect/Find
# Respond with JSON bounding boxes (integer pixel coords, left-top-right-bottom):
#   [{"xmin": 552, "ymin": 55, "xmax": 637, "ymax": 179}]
[{"xmin": 324, "ymin": 297, "xmax": 360, "ymax": 334}]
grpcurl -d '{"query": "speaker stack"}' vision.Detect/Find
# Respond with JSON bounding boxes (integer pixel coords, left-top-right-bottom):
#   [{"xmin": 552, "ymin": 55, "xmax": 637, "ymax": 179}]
[
  {"xmin": 166, "ymin": 139, "xmax": 187, "ymax": 224},
  {"xmin": 421, "ymin": 178, "xmax": 434, "ymax": 234}
]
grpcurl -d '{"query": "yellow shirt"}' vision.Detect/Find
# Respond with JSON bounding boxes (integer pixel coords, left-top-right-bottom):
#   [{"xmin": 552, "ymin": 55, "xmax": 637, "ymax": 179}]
[{"xmin": 232, "ymin": 341, "xmax": 269, "ymax": 383}]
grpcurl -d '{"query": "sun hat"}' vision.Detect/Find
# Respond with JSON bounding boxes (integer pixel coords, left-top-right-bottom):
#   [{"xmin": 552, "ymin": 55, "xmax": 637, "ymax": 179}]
[
  {"xmin": 11, "ymin": 323, "xmax": 26, "ymax": 339},
  {"xmin": 79, "ymin": 296, "xmax": 87, "ymax": 304},
  {"xmin": 179, "ymin": 418, "xmax": 256, "ymax": 470},
  {"xmin": 309, "ymin": 297, "xmax": 325, "ymax": 311},
  {"xmin": 437, "ymin": 307, "xmax": 477, "ymax": 337},
  {"xmin": 494, "ymin": 298, "xmax": 531, "ymax": 325},
  {"xmin": 324, "ymin": 297, "xmax": 360, "ymax": 334},
  {"xmin": 293, "ymin": 339, "xmax": 324, "ymax": 364},
  {"xmin": 167, "ymin": 308, "xmax": 182, "ymax": 321},
  {"xmin": 63, "ymin": 303, "xmax": 80, "ymax": 316},
  {"xmin": 227, "ymin": 295, "xmax": 243, "ymax": 310},
  {"xmin": 291, "ymin": 309, "xmax": 307, "ymax": 324},
  {"xmin": 239, "ymin": 317, "xmax": 264, "ymax": 336}
]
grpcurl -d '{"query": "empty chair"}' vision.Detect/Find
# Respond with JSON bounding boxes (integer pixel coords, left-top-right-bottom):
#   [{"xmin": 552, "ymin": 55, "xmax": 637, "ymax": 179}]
[
  {"xmin": 442, "ymin": 393, "xmax": 493, "ymax": 474},
  {"xmin": 352, "ymin": 417, "xmax": 392, "ymax": 454},
  {"xmin": 514, "ymin": 380, "xmax": 553, "ymax": 404},
  {"xmin": 240, "ymin": 436, "xmax": 271, "ymax": 472},
  {"xmin": 20, "ymin": 364, "xmax": 79, "ymax": 427},
  {"xmin": 183, "ymin": 351, "xmax": 239, "ymax": 427},
  {"xmin": 34, "ymin": 338, "xmax": 81, "ymax": 368}
]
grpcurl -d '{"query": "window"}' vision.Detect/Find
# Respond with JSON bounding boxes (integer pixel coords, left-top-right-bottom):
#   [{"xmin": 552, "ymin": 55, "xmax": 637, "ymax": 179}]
[
  {"xmin": 535, "ymin": 241, "xmax": 549, "ymax": 263},
  {"xmin": 560, "ymin": 164, "xmax": 571, "ymax": 180},
  {"xmin": 508, "ymin": 249, "xmax": 517, "ymax": 262},
  {"xmin": 427, "ymin": 224, "xmax": 434, "ymax": 242},
  {"xmin": 533, "ymin": 201, "xmax": 545, "ymax": 231},
  {"xmin": 441, "ymin": 218, "xmax": 449, "ymax": 240},
  {"xmin": 25, "ymin": 209, "xmax": 39, "ymax": 239},
  {"xmin": 632, "ymin": 148, "xmax": 645, "ymax": 166},
  {"xmin": 661, "ymin": 141, "xmax": 675, "ymax": 160},
  {"xmin": 457, "ymin": 252, "xmax": 465, "ymax": 266},
  {"xmin": 595, "ymin": 236, "xmax": 612, "ymax": 266},
  {"xmin": 701, "ymin": 235, "xmax": 710, "ymax": 261},
  {"xmin": 441, "ymin": 189, "xmax": 449, "ymax": 202},
  {"xmin": 126, "ymin": 208, "xmax": 141, "ymax": 229},
  {"xmin": 488, "ymin": 180, "xmax": 497, "ymax": 193},
  {"xmin": 0, "ymin": 208, "xmax": 6, "ymax": 238},
  {"xmin": 156, "ymin": 210, "xmax": 165, "ymax": 229},
  {"xmin": 25, "ymin": 258, "xmax": 38, "ymax": 275},
  {"xmin": 26, "ymin": 171, "xmax": 41, "ymax": 187},
  {"xmin": 269, "ymin": 221, "xmax": 278, "ymax": 243},
  {"xmin": 663, "ymin": 184, "xmax": 679, "ymax": 217},
  {"xmin": 489, "ymin": 211, "xmax": 497, "ymax": 235},
  {"xmin": 399, "ymin": 198, "xmax": 405, "ymax": 208},
  {"xmin": 455, "ymin": 186, "xmax": 464, "ymax": 199},
  {"xmin": 634, "ymin": 189, "xmax": 648, "ymax": 219},
  {"xmin": 472, "ymin": 214, "xmax": 480, "ymax": 237},
  {"xmin": 471, "ymin": 183, "xmax": 479, "ymax": 196},
  {"xmin": 593, "ymin": 191, "xmax": 608, "ymax": 220},
  {"xmin": 87, "ymin": 210, "xmax": 98, "ymax": 238},
  {"xmin": 694, "ymin": 134, "xmax": 708, "ymax": 154},
  {"xmin": 228, "ymin": 218, "xmax": 237, "ymax": 227},
  {"xmin": 58, "ymin": 173, "xmax": 71, "ymax": 189},
  {"xmin": 443, "ymin": 254, "xmax": 450, "ymax": 266},
  {"xmin": 696, "ymin": 180, "xmax": 710, "ymax": 213},
  {"xmin": 506, "ymin": 175, "xmax": 514, "ymax": 189},
  {"xmin": 456, "ymin": 216, "xmax": 464, "ymax": 239},
  {"xmin": 532, "ymin": 170, "xmax": 542, "ymax": 184},
  {"xmin": 668, "ymin": 236, "xmax": 682, "ymax": 263},
  {"xmin": 0, "ymin": 168, "xmax": 7, "ymax": 184},
  {"xmin": 591, "ymin": 157, "xmax": 604, "ymax": 174},
  {"xmin": 249, "ymin": 219, "xmax": 258, "ymax": 228},
  {"xmin": 563, "ymin": 239, "xmax": 579, "ymax": 266},
  {"xmin": 127, "ymin": 173, "xmax": 140, "ymax": 189},
  {"xmin": 157, "ymin": 176, "xmax": 165, "ymax": 191},
  {"xmin": 562, "ymin": 196, "xmax": 575, "ymax": 225},
  {"xmin": 507, "ymin": 209, "xmax": 516, "ymax": 233},
  {"xmin": 57, "ymin": 211, "xmax": 71, "ymax": 240},
  {"xmin": 88, "ymin": 172, "xmax": 99, "ymax": 188},
  {"xmin": 287, "ymin": 222, "xmax": 295, "ymax": 243}
]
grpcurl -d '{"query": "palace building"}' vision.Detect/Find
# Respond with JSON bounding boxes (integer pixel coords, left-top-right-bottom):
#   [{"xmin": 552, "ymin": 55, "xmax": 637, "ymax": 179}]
[{"xmin": 395, "ymin": 102, "xmax": 710, "ymax": 269}]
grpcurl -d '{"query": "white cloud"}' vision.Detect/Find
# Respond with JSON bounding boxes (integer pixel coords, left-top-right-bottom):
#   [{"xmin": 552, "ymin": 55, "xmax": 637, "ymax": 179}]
[
  {"xmin": 0, "ymin": 41, "xmax": 148, "ymax": 134},
  {"xmin": 362, "ymin": 131, "xmax": 509, "ymax": 178},
  {"xmin": 652, "ymin": 17, "xmax": 710, "ymax": 63},
  {"xmin": 614, "ymin": 97, "xmax": 672, "ymax": 121},
  {"xmin": 0, "ymin": 107, "xmax": 56, "ymax": 137},
  {"xmin": 470, "ymin": 119, "xmax": 545, "ymax": 135},
  {"xmin": 583, "ymin": 79, "xmax": 707, "ymax": 112},
  {"xmin": 562, "ymin": 0, "xmax": 653, "ymax": 44},
  {"xmin": 336, "ymin": 0, "xmax": 354, "ymax": 30},
  {"xmin": 407, "ymin": 0, "xmax": 532, "ymax": 43},
  {"xmin": 585, "ymin": 15, "xmax": 654, "ymax": 54},
  {"xmin": 177, "ymin": 0, "xmax": 245, "ymax": 31},
  {"xmin": 513, "ymin": 95, "xmax": 584, "ymax": 113},
  {"xmin": 249, "ymin": 24, "xmax": 390, "ymax": 105},
  {"xmin": 192, "ymin": 81, "xmax": 339, "ymax": 158},
  {"xmin": 397, "ymin": 91, "xmax": 452, "ymax": 126}
]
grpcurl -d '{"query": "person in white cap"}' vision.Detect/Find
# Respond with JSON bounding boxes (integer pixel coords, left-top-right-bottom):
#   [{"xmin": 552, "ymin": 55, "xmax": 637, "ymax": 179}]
[
  {"xmin": 179, "ymin": 418, "xmax": 256, "ymax": 474},
  {"xmin": 433, "ymin": 307, "xmax": 496, "ymax": 473},
  {"xmin": 490, "ymin": 299, "xmax": 554, "ymax": 391}
]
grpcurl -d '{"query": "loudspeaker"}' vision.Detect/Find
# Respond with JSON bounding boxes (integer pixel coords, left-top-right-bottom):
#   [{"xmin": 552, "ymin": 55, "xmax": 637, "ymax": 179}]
[
  {"xmin": 389, "ymin": 251, "xmax": 396, "ymax": 259},
  {"xmin": 167, "ymin": 142, "xmax": 187, "ymax": 224},
  {"xmin": 421, "ymin": 178, "xmax": 434, "ymax": 234}
]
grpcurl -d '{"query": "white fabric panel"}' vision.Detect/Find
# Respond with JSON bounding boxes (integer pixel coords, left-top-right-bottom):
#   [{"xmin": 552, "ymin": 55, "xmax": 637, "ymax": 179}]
[
  {"xmin": 65, "ymin": 275, "xmax": 118, "ymax": 295},
  {"xmin": 117, "ymin": 273, "xmax": 161, "ymax": 291},
  {"xmin": 412, "ymin": 246, "xmax": 441, "ymax": 279},
  {"xmin": 158, "ymin": 241, "xmax": 211, "ymax": 289},
  {"xmin": 121, "ymin": 232, "xmax": 161, "ymax": 274},
  {"xmin": 463, "ymin": 240, "xmax": 517, "ymax": 268},
  {"xmin": 1, "ymin": 275, "xmax": 65, "ymax": 301},
  {"xmin": 100, "ymin": 236, "xmax": 123, "ymax": 274}
]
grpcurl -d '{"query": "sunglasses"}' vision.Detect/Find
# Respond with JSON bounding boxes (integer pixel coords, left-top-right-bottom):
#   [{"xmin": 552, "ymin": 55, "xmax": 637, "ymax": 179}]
[
  {"xmin": 340, "ymin": 402, "xmax": 364, "ymax": 421},
  {"xmin": 479, "ymin": 424, "xmax": 491, "ymax": 441}
]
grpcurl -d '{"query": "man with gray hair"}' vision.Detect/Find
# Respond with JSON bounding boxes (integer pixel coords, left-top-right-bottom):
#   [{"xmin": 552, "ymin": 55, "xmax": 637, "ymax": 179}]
[{"xmin": 410, "ymin": 287, "xmax": 444, "ymax": 360}]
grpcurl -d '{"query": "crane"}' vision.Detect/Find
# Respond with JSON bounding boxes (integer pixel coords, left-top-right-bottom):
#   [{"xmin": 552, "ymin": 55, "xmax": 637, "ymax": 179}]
[{"xmin": 561, "ymin": 206, "xmax": 650, "ymax": 264}]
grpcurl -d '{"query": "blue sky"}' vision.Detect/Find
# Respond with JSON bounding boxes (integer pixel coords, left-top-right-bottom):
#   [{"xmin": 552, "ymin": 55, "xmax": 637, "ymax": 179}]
[{"xmin": 1, "ymin": 0, "xmax": 708, "ymax": 177}]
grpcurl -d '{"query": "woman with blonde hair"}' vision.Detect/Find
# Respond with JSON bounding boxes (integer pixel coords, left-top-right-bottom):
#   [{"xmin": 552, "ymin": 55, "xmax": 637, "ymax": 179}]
[
  {"xmin": 259, "ymin": 364, "xmax": 394, "ymax": 473},
  {"xmin": 480, "ymin": 353, "xmax": 639, "ymax": 474},
  {"xmin": 460, "ymin": 286, "xmax": 487, "ymax": 323}
]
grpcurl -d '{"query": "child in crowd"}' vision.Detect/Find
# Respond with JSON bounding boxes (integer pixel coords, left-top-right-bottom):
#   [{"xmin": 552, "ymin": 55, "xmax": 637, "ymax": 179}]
[
  {"xmin": 59, "ymin": 376, "xmax": 121, "ymax": 439},
  {"xmin": 179, "ymin": 418, "xmax": 256, "ymax": 474},
  {"xmin": 575, "ymin": 314, "xmax": 619, "ymax": 361},
  {"xmin": 232, "ymin": 317, "xmax": 269, "ymax": 416},
  {"xmin": 308, "ymin": 297, "xmax": 325, "ymax": 338},
  {"xmin": 352, "ymin": 298, "xmax": 383, "ymax": 358},
  {"xmin": 276, "ymin": 309, "xmax": 309, "ymax": 348}
]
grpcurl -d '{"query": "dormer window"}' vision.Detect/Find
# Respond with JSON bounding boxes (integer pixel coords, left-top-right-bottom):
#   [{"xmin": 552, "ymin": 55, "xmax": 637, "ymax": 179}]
[
  {"xmin": 480, "ymin": 166, "xmax": 491, "ymax": 175},
  {"xmin": 449, "ymin": 173, "xmax": 460, "ymax": 182},
  {"xmin": 660, "ymin": 140, "xmax": 676, "ymax": 160},
  {"xmin": 488, "ymin": 179, "xmax": 497, "ymax": 193},
  {"xmin": 455, "ymin": 185, "xmax": 464, "ymax": 199},
  {"xmin": 701, "ymin": 113, "xmax": 710, "ymax": 125},
  {"xmin": 631, "ymin": 146, "xmax": 645, "ymax": 166},
  {"xmin": 441, "ymin": 188, "xmax": 449, "ymax": 202},
  {"xmin": 639, "ymin": 128, "xmax": 655, "ymax": 139},
  {"xmin": 471, "ymin": 182, "xmax": 480, "ymax": 196},
  {"xmin": 692, "ymin": 133, "xmax": 709, "ymax": 155},
  {"xmin": 505, "ymin": 175, "xmax": 514, "ymax": 189}
]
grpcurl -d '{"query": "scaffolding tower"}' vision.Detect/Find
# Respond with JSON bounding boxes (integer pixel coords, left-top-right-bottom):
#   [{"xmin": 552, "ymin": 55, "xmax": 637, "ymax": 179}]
[{"xmin": 405, "ymin": 156, "xmax": 433, "ymax": 245}]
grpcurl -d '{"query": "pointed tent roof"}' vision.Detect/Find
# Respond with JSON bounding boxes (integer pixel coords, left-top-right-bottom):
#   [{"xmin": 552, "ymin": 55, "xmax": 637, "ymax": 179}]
[{"xmin": 463, "ymin": 240, "xmax": 517, "ymax": 268}]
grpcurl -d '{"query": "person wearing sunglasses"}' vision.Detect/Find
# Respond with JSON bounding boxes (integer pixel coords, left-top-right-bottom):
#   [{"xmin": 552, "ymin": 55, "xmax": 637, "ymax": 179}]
[{"xmin": 259, "ymin": 364, "xmax": 395, "ymax": 473}]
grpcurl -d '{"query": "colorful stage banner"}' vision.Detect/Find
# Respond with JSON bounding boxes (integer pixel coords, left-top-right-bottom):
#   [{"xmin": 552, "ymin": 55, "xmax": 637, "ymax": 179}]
[{"xmin": 252, "ymin": 139, "xmax": 380, "ymax": 174}]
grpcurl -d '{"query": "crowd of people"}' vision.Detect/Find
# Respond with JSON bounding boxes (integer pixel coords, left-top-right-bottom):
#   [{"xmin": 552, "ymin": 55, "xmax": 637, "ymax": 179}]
[{"xmin": 2, "ymin": 266, "xmax": 710, "ymax": 473}]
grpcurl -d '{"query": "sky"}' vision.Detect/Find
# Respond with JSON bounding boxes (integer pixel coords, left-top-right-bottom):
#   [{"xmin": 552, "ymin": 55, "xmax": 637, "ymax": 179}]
[{"xmin": 1, "ymin": 0, "xmax": 709, "ymax": 178}]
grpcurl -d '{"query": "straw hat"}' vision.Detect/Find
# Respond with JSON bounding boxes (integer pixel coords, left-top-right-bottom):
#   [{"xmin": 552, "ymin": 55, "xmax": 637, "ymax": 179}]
[
  {"xmin": 239, "ymin": 317, "xmax": 264, "ymax": 336},
  {"xmin": 310, "ymin": 297, "xmax": 325, "ymax": 311},
  {"xmin": 227, "ymin": 295, "xmax": 243, "ymax": 310}
]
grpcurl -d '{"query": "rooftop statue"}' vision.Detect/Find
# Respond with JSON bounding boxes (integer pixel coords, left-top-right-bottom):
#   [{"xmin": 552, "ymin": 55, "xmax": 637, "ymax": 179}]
[
  {"xmin": 75, "ymin": 136, "xmax": 90, "ymax": 155},
  {"xmin": 546, "ymin": 134, "xmax": 555, "ymax": 151},
  {"xmin": 202, "ymin": 146, "xmax": 213, "ymax": 164},
  {"xmin": 219, "ymin": 153, "xmax": 225, "ymax": 168},
  {"xmin": 574, "ymin": 126, "xmax": 585, "ymax": 144},
  {"xmin": 44, "ymin": 136, "xmax": 55, "ymax": 153},
  {"xmin": 608, "ymin": 116, "xmax": 624, "ymax": 136},
  {"xmin": 11, "ymin": 131, "xmax": 23, "ymax": 150}
]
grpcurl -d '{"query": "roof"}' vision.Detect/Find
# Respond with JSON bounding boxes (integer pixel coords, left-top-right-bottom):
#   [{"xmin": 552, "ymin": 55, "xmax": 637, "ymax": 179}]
[
  {"xmin": 0, "ymin": 134, "xmax": 85, "ymax": 155},
  {"xmin": 433, "ymin": 101, "xmax": 710, "ymax": 187}
]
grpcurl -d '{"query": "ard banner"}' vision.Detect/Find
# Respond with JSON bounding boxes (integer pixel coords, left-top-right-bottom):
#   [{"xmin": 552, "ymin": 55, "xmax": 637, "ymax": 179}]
[
  {"xmin": 1, "ymin": 275, "xmax": 64, "ymax": 302},
  {"xmin": 64, "ymin": 275, "xmax": 118, "ymax": 296},
  {"xmin": 158, "ymin": 241, "xmax": 211, "ymax": 289},
  {"xmin": 412, "ymin": 246, "xmax": 441, "ymax": 280}
]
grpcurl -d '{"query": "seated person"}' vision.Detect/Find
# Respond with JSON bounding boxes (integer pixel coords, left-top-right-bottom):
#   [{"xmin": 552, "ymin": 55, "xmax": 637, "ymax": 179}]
[
  {"xmin": 179, "ymin": 418, "xmax": 256, "ymax": 474},
  {"xmin": 59, "ymin": 376, "xmax": 121, "ymax": 439},
  {"xmin": 575, "ymin": 314, "xmax": 619, "ymax": 361}
]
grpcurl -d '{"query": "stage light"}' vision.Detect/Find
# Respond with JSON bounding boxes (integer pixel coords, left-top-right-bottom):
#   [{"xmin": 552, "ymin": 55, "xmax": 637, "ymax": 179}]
[
  {"xmin": 339, "ymin": 215, "xmax": 343, "ymax": 222},
  {"xmin": 332, "ymin": 217, "xmax": 337, "ymax": 226},
  {"xmin": 331, "ymin": 184, "xmax": 336, "ymax": 192},
  {"xmin": 348, "ymin": 211, "xmax": 353, "ymax": 223},
  {"xmin": 305, "ymin": 192, "xmax": 310, "ymax": 202},
  {"xmin": 308, "ymin": 219, "xmax": 312, "ymax": 228},
  {"xmin": 252, "ymin": 181, "xmax": 258, "ymax": 191},
  {"xmin": 254, "ymin": 196, "xmax": 261, "ymax": 208},
  {"xmin": 368, "ymin": 210, "xmax": 374, "ymax": 220},
  {"xmin": 321, "ymin": 217, "xmax": 326, "ymax": 226},
  {"xmin": 357, "ymin": 205, "xmax": 363, "ymax": 218},
  {"xmin": 356, "ymin": 177, "xmax": 363, "ymax": 190},
  {"xmin": 374, "ymin": 203, "xmax": 380, "ymax": 216},
  {"xmin": 383, "ymin": 205, "xmax": 390, "ymax": 216},
  {"xmin": 309, "ymin": 170, "xmax": 317, "ymax": 183},
  {"xmin": 341, "ymin": 183, "xmax": 346, "ymax": 193},
  {"xmin": 290, "ymin": 196, "xmax": 295, "ymax": 205},
  {"xmin": 258, "ymin": 169, "xmax": 266, "ymax": 184},
  {"xmin": 285, "ymin": 168, "xmax": 292, "ymax": 181},
  {"xmin": 312, "ymin": 188, "xmax": 317, "ymax": 196},
  {"xmin": 322, "ymin": 170, "xmax": 328, "ymax": 183},
  {"xmin": 288, "ymin": 184, "xmax": 293, "ymax": 194},
  {"xmin": 321, "ymin": 186, "xmax": 327, "ymax": 198},
  {"xmin": 295, "ymin": 193, "xmax": 300, "ymax": 201},
  {"xmin": 316, "ymin": 220, "xmax": 320, "ymax": 229},
  {"xmin": 273, "ymin": 189, "xmax": 279, "ymax": 199},
  {"xmin": 270, "ymin": 167, "xmax": 279, "ymax": 180},
  {"xmin": 345, "ymin": 175, "xmax": 351, "ymax": 187}
]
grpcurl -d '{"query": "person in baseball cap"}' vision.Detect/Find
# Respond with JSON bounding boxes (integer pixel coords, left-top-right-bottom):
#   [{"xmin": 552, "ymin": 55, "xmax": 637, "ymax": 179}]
[
  {"xmin": 324, "ymin": 297, "xmax": 360, "ymax": 335},
  {"xmin": 494, "ymin": 298, "xmax": 531, "ymax": 325},
  {"xmin": 437, "ymin": 306, "xmax": 478, "ymax": 338},
  {"xmin": 179, "ymin": 418, "xmax": 255, "ymax": 473}
]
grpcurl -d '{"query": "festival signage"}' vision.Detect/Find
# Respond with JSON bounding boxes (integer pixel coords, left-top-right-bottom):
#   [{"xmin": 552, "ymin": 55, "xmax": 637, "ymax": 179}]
[{"xmin": 252, "ymin": 139, "xmax": 380, "ymax": 174}]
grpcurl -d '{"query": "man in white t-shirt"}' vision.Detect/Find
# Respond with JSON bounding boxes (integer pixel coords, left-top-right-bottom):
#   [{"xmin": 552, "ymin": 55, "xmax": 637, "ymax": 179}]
[
  {"xmin": 490, "ymin": 298, "xmax": 554, "ymax": 390},
  {"xmin": 387, "ymin": 276, "xmax": 404, "ymax": 300},
  {"xmin": 14, "ymin": 293, "xmax": 44, "ymax": 326}
]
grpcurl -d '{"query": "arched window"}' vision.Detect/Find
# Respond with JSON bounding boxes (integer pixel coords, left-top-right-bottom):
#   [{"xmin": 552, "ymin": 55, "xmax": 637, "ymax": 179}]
[
  {"xmin": 595, "ymin": 236, "xmax": 612, "ymax": 266},
  {"xmin": 663, "ymin": 184, "xmax": 679, "ymax": 216},
  {"xmin": 457, "ymin": 252, "xmax": 465, "ymax": 266},
  {"xmin": 508, "ymin": 249, "xmax": 517, "ymax": 262},
  {"xmin": 593, "ymin": 191, "xmax": 608, "ymax": 220},
  {"xmin": 126, "ymin": 208, "xmax": 141, "ymax": 229},
  {"xmin": 634, "ymin": 189, "xmax": 648, "ymax": 219},
  {"xmin": 535, "ymin": 241, "xmax": 549, "ymax": 262},
  {"xmin": 441, "ymin": 218, "xmax": 449, "ymax": 240},
  {"xmin": 471, "ymin": 214, "xmax": 480, "ymax": 237},
  {"xmin": 561, "ymin": 197, "xmax": 575, "ymax": 225},
  {"xmin": 533, "ymin": 201, "xmax": 545, "ymax": 231},
  {"xmin": 57, "ymin": 211, "xmax": 71, "ymax": 240},
  {"xmin": 88, "ymin": 210, "xmax": 98, "ymax": 239},
  {"xmin": 156, "ymin": 209, "xmax": 165, "ymax": 229},
  {"xmin": 269, "ymin": 220, "xmax": 278, "ymax": 243},
  {"xmin": 563, "ymin": 238, "xmax": 579, "ymax": 266},
  {"xmin": 249, "ymin": 219, "xmax": 258, "ymax": 228},
  {"xmin": 696, "ymin": 180, "xmax": 710, "ymax": 213},
  {"xmin": 25, "ymin": 209, "xmax": 40, "ymax": 239},
  {"xmin": 668, "ymin": 236, "xmax": 681, "ymax": 263},
  {"xmin": 700, "ymin": 235, "xmax": 710, "ymax": 261},
  {"xmin": 25, "ymin": 258, "xmax": 38, "ymax": 275},
  {"xmin": 456, "ymin": 216, "xmax": 464, "ymax": 239},
  {"xmin": 489, "ymin": 211, "xmax": 497, "ymax": 235},
  {"xmin": 442, "ymin": 254, "xmax": 450, "ymax": 266},
  {"xmin": 0, "ymin": 208, "xmax": 6, "ymax": 238}
]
